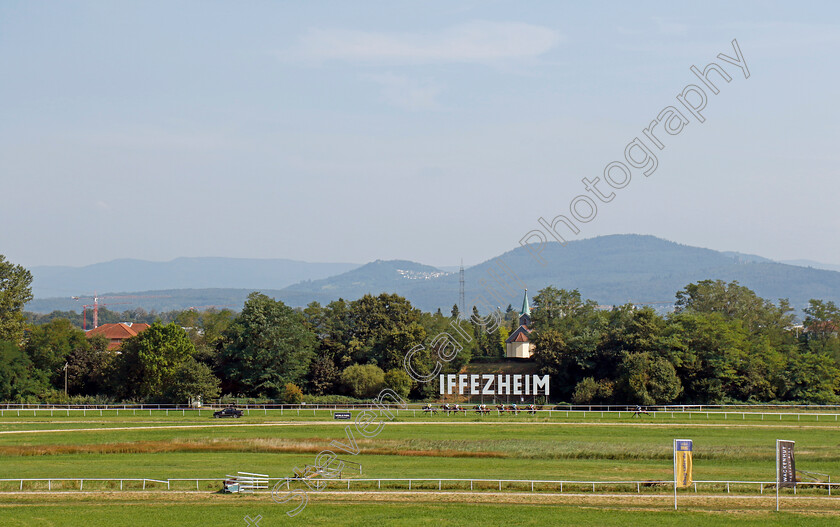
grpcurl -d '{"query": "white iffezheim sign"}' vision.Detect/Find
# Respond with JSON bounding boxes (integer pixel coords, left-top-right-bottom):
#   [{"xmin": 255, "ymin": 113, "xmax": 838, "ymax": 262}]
[{"xmin": 439, "ymin": 374, "xmax": 549, "ymax": 396}]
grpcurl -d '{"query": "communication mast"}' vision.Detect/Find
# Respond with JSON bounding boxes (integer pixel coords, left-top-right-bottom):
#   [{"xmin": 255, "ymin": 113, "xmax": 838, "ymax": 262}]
[{"xmin": 459, "ymin": 259, "xmax": 465, "ymax": 320}]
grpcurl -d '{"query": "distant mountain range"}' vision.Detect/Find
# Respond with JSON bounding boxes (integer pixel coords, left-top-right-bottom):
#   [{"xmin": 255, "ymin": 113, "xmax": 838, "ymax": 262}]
[
  {"xmin": 29, "ymin": 257, "xmax": 360, "ymax": 298},
  {"xmin": 780, "ymin": 259, "xmax": 840, "ymax": 273},
  {"xmin": 25, "ymin": 235, "xmax": 840, "ymax": 315}
]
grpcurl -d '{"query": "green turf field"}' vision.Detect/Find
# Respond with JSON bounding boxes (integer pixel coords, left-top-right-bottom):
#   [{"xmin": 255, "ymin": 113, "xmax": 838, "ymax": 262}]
[{"xmin": 0, "ymin": 410, "xmax": 838, "ymax": 525}]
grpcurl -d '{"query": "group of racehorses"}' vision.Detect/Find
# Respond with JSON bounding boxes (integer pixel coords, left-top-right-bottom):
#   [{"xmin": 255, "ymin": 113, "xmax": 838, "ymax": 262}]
[{"xmin": 422, "ymin": 403, "xmax": 537, "ymax": 415}]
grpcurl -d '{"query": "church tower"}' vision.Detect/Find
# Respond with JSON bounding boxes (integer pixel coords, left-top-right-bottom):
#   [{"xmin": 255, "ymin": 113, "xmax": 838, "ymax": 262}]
[{"xmin": 505, "ymin": 289, "xmax": 535, "ymax": 359}]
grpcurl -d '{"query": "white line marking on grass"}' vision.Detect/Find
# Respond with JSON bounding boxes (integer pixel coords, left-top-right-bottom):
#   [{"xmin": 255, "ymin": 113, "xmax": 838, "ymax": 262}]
[
  {"xmin": 0, "ymin": 423, "xmax": 312, "ymax": 435},
  {"xmin": 2, "ymin": 421, "xmax": 838, "ymax": 435}
]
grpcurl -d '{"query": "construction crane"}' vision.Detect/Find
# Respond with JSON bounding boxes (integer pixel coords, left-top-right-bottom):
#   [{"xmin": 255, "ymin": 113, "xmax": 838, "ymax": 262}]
[
  {"xmin": 72, "ymin": 292, "xmax": 170, "ymax": 330},
  {"xmin": 80, "ymin": 302, "xmax": 130, "ymax": 331}
]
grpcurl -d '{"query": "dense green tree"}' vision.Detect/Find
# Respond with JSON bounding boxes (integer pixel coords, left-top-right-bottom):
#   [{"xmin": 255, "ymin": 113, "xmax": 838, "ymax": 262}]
[
  {"xmin": 0, "ymin": 256, "xmax": 33, "ymax": 343},
  {"xmin": 185, "ymin": 308, "xmax": 236, "ymax": 369},
  {"xmin": 303, "ymin": 299, "xmax": 353, "ymax": 367},
  {"xmin": 340, "ymin": 364, "xmax": 385, "ymax": 398},
  {"xmin": 533, "ymin": 328, "xmax": 570, "ymax": 397},
  {"xmin": 219, "ymin": 293, "xmax": 316, "ymax": 398},
  {"xmin": 378, "ymin": 322, "xmax": 426, "ymax": 372},
  {"xmin": 675, "ymin": 280, "xmax": 795, "ymax": 335},
  {"xmin": 612, "ymin": 307, "xmax": 667, "ymax": 353},
  {"xmin": 802, "ymin": 299, "xmax": 840, "ymax": 361},
  {"xmin": 531, "ymin": 287, "xmax": 607, "ymax": 398},
  {"xmin": 0, "ymin": 340, "xmax": 43, "ymax": 400},
  {"xmin": 164, "ymin": 357, "xmax": 221, "ymax": 404},
  {"xmin": 383, "ymin": 368, "xmax": 412, "ymax": 398},
  {"xmin": 781, "ymin": 352, "xmax": 840, "ymax": 403},
  {"xmin": 308, "ymin": 355, "xmax": 340, "ymax": 395},
  {"xmin": 664, "ymin": 312, "xmax": 749, "ymax": 403},
  {"xmin": 466, "ymin": 305, "xmax": 505, "ymax": 362},
  {"xmin": 347, "ymin": 293, "xmax": 422, "ymax": 366},
  {"xmin": 65, "ymin": 334, "xmax": 114, "ymax": 397},
  {"xmin": 117, "ymin": 322, "xmax": 196, "ymax": 399},
  {"xmin": 615, "ymin": 352, "xmax": 682, "ymax": 405},
  {"xmin": 571, "ymin": 377, "xmax": 613, "ymax": 404},
  {"xmin": 24, "ymin": 318, "xmax": 89, "ymax": 388},
  {"xmin": 670, "ymin": 281, "xmax": 802, "ymax": 402},
  {"xmin": 737, "ymin": 337, "xmax": 786, "ymax": 401}
]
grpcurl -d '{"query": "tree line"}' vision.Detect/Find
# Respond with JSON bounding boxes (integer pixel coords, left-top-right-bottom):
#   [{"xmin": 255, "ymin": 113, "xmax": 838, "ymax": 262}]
[
  {"xmin": 532, "ymin": 282, "xmax": 840, "ymax": 404},
  {"xmin": 2, "ymin": 254, "xmax": 839, "ymax": 404}
]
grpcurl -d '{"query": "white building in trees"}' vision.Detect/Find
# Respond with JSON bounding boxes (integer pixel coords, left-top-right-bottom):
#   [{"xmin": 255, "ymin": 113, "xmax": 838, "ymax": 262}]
[{"xmin": 505, "ymin": 290, "xmax": 535, "ymax": 359}]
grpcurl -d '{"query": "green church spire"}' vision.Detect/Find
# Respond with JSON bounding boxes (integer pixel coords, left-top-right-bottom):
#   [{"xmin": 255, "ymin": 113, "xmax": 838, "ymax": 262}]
[{"xmin": 521, "ymin": 289, "xmax": 531, "ymax": 316}]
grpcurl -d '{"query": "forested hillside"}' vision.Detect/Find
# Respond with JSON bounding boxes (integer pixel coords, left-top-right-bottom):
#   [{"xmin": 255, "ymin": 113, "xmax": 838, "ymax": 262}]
[{"xmin": 26, "ymin": 235, "xmax": 840, "ymax": 314}]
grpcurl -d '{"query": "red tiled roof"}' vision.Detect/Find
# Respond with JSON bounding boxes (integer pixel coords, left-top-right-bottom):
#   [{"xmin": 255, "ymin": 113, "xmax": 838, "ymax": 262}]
[
  {"xmin": 505, "ymin": 326, "xmax": 532, "ymax": 344},
  {"xmin": 511, "ymin": 332, "xmax": 530, "ymax": 342},
  {"xmin": 86, "ymin": 323, "xmax": 150, "ymax": 350}
]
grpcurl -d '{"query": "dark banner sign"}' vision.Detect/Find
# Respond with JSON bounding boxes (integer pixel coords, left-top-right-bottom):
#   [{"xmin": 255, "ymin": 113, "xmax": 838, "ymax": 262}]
[
  {"xmin": 333, "ymin": 412, "xmax": 351, "ymax": 420},
  {"xmin": 777, "ymin": 440, "xmax": 796, "ymax": 488}
]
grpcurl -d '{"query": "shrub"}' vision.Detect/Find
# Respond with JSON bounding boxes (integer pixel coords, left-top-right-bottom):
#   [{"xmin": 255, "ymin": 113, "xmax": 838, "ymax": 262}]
[
  {"xmin": 283, "ymin": 383, "xmax": 304, "ymax": 404},
  {"xmin": 340, "ymin": 364, "xmax": 385, "ymax": 398},
  {"xmin": 572, "ymin": 377, "xmax": 613, "ymax": 404},
  {"xmin": 383, "ymin": 368, "xmax": 412, "ymax": 399}
]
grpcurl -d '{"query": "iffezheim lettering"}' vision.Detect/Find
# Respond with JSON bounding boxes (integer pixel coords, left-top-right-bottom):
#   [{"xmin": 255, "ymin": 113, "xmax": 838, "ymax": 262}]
[{"xmin": 439, "ymin": 374, "xmax": 550, "ymax": 396}]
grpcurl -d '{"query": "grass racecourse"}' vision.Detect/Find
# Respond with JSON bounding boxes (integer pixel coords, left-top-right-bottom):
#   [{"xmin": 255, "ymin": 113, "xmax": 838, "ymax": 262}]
[{"xmin": 0, "ymin": 409, "xmax": 839, "ymax": 525}]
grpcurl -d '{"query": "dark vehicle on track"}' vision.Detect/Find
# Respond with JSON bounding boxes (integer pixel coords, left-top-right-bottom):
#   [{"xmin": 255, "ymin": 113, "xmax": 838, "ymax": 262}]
[{"xmin": 213, "ymin": 407, "xmax": 243, "ymax": 418}]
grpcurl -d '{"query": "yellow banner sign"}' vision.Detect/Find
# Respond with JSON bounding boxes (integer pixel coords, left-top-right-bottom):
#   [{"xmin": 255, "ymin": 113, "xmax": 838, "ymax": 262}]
[{"xmin": 674, "ymin": 439, "xmax": 693, "ymax": 488}]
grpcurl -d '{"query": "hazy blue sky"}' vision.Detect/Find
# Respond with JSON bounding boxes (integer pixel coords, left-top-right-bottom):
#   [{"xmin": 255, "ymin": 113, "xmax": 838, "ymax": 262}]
[{"xmin": 2, "ymin": 1, "xmax": 839, "ymax": 269}]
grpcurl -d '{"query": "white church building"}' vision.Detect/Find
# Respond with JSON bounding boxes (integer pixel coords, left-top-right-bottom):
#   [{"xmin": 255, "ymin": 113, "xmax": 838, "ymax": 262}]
[{"xmin": 505, "ymin": 290, "xmax": 536, "ymax": 359}]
